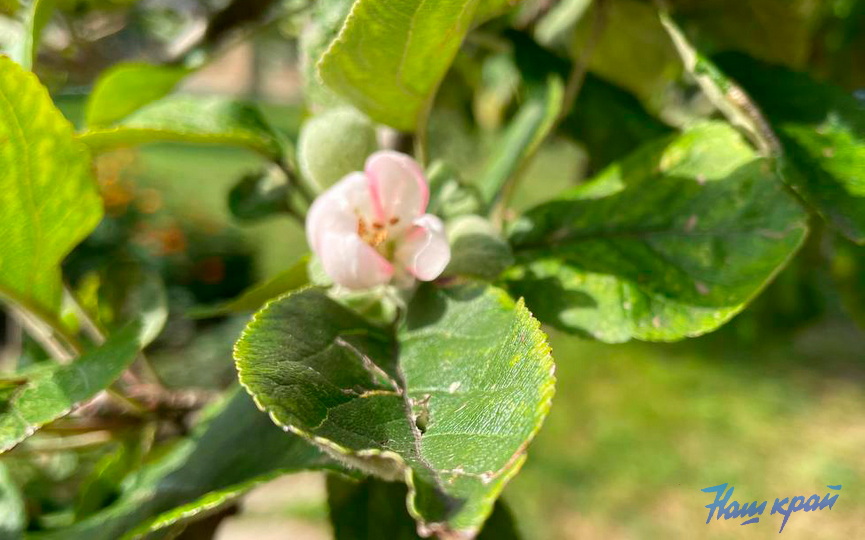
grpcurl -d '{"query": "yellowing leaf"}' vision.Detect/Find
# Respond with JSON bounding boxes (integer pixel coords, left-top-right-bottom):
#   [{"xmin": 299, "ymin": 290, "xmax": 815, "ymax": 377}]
[{"xmin": 0, "ymin": 55, "xmax": 102, "ymax": 321}]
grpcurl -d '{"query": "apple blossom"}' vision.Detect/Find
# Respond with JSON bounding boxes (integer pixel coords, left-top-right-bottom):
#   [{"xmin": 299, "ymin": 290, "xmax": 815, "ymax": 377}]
[{"xmin": 305, "ymin": 150, "xmax": 450, "ymax": 289}]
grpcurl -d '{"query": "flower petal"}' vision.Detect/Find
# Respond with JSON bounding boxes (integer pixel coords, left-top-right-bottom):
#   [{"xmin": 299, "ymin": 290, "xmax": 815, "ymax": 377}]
[
  {"xmin": 396, "ymin": 214, "xmax": 450, "ymax": 282},
  {"xmin": 306, "ymin": 172, "xmax": 373, "ymax": 254},
  {"xmin": 365, "ymin": 150, "xmax": 429, "ymax": 227},
  {"xmin": 318, "ymin": 231, "xmax": 394, "ymax": 289}
]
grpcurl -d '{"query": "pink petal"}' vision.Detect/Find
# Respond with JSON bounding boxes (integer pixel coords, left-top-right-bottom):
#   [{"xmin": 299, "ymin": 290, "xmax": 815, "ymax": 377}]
[
  {"xmin": 318, "ymin": 231, "xmax": 394, "ymax": 289},
  {"xmin": 365, "ymin": 151, "xmax": 429, "ymax": 228},
  {"xmin": 306, "ymin": 172, "xmax": 374, "ymax": 254},
  {"xmin": 395, "ymin": 214, "xmax": 450, "ymax": 282}
]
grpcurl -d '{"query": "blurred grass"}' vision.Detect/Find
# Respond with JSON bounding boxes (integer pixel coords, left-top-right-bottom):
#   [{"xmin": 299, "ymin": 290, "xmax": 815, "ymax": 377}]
[{"xmin": 86, "ymin": 104, "xmax": 865, "ymax": 539}]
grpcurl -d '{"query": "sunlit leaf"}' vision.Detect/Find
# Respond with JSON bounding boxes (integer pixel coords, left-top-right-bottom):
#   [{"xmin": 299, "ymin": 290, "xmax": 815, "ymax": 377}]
[
  {"xmin": 0, "ymin": 55, "xmax": 102, "ymax": 324},
  {"xmin": 78, "ymin": 96, "xmax": 283, "ymax": 159},
  {"xmin": 235, "ymin": 284, "xmax": 555, "ymax": 536},
  {"xmin": 12, "ymin": 0, "xmax": 55, "ymax": 70},
  {"xmin": 318, "ymin": 0, "xmax": 481, "ymax": 131},
  {"xmin": 507, "ymin": 122, "xmax": 808, "ymax": 342},
  {"xmin": 474, "ymin": 0, "xmax": 523, "ymax": 23},
  {"xmin": 85, "ymin": 62, "xmax": 192, "ymax": 127}
]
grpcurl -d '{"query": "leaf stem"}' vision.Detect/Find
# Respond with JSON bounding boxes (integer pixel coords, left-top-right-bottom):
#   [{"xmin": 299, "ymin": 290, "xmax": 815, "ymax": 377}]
[
  {"xmin": 9, "ymin": 306, "xmax": 77, "ymax": 363},
  {"xmin": 63, "ymin": 285, "xmax": 166, "ymax": 390},
  {"xmin": 559, "ymin": 0, "xmax": 608, "ymax": 123},
  {"xmin": 492, "ymin": 0, "xmax": 608, "ymax": 224},
  {"xmin": 654, "ymin": 4, "xmax": 780, "ymax": 156}
]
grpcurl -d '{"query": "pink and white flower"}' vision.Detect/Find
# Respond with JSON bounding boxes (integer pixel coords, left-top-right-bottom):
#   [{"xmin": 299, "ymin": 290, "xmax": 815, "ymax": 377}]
[{"xmin": 306, "ymin": 151, "xmax": 450, "ymax": 290}]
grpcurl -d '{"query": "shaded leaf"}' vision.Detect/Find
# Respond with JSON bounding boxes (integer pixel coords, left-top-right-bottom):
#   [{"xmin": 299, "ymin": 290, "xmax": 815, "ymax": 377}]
[
  {"xmin": 426, "ymin": 162, "xmax": 483, "ymax": 220},
  {"xmin": 506, "ymin": 29, "xmax": 673, "ymax": 173},
  {"xmin": 33, "ymin": 389, "xmax": 341, "ymax": 540},
  {"xmin": 445, "ymin": 215, "xmax": 514, "ymax": 280},
  {"xmin": 235, "ymin": 284, "xmax": 554, "ymax": 536},
  {"xmin": 318, "ymin": 0, "xmax": 481, "ymax": 131},
  {"xmin": 190, "ymin": 256, "xmax": 309, "ymax": 319},
  {"xmin": 573, "ymin": 0, "xmax": 680, "ymax": 105},
  {"xmin": 85, "ymin": 63, "xmax": 192, "ymax": 128},
  {"xmin": 508, "ymin": 122, "xmax": 808, "ymax": 342},
  {"xmin": 716, "ymin": 52, "xmax": 865, "ymax": 244},
  {"xmin": 78, "ymin": 96, "xmax": 282, "ymax": 159},
  {"xmin": 666, "ymin": 0, "xmax": 821, "ymax": 67},
  {"xmin": 227, "ymin": 169, "xmax": 291, "ymax": 222},
  {"xmin": 327, "ymin": 475, "xmax": 522, "ymax": 539},
  {"xmin": 0, "ymin": 320, "xmax": 145, "ymax": 453},
  {"xmin": 0, "ymin": 55, "xmax": 102, "ymax": 324}
]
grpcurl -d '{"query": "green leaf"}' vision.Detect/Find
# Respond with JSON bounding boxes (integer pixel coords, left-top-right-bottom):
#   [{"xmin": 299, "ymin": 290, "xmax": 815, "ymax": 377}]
[
  {"xmin": 0, "ymin": 55, "xmax": 103, "ymax": 323},
  {"xmin": 0, "ymin": 319, "xmax": 146, "ymax": 453},
  {"xmin": 426, "ymin": 161, "xmax": 483, "ymax": 220},
  {"xmin": 0, "ymin": 463, "xmax": 24, "ymax": 538},
  {"xmin": 327, "ymin": 475, "xmax": 423, "ymax": 540},
  {"xmin": 77, "ymin": 96, "xmax": 283, "ymax": 159},
  {"xmin": 665, "ymin": 0, "xmax": 820, "ymax": 67},
  {"xmin": 573, "ymin": 0, "xmax": 680, "ymax": 105},
  {"xmin": 478, "ymin": 73, "xmax": 564, "ymax": 205},
  {"xmin": 507, "ymin": 122, "xmax": 808, "ymax": 342},
  {"xmin": 534, "ymin": 0, "xmax": 591, "ymax": 47},
  {"xmin": 12, "ymin": 0, "xmax": 55, "ymax": 70},
  {"xmin": 715, "ymin": 52, "xmax": 865, "ymax": 244},
  {"xmin": 298, "ymin": 0, "xmax": 355, "ymax": 109},
  {"xmin": 506, "ymin": 29, "xmax": 673, "ymax": 173},
  {"xmin": 445, "ymin": 215, "xmax": 514, "ymax": 280},
  {"xmin": 327, "ymin": 475, "xmax": 523, "ymax": 539},
  {"xmin": 235, "ymin": 284, "xmax": 555, "ymax": 536},
  {"xmin": 32, "ymin": 389, "xmax": 341, "ymax": 540},
  {"xmin": 297, "ymin": 107, "xmax": 378, "ymax": 190},
  {"xmin": 190, "ymin": 256, "xmax": 309, "ymax": 319},
  {"xmin": 474, "ymin": 0, "xmax": 523, "ymax": 23},
  {"xmin": 227, "ymin": 169, "xmax": 291, "ymax": 222},
  {"xmin": 318, "ymin": 0, "xmax": 482, "ymax": 131},
  {"xmin": 85, "ymin": 62, "xmax": 192, "ymax": 127},
  {"xmin": 658, "ymin": 12, "xmax": 771, "ymax": 153}
]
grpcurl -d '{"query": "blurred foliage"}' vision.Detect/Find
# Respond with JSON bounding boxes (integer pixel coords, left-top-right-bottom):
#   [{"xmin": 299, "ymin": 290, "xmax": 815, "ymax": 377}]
[{"xmin": 0, "ymin": 0, "xmax": 864, "ymax": 537}]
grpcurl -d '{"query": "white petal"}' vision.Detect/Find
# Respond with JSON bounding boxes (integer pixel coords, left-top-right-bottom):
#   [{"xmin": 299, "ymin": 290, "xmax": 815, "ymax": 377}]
[
  {"xmin": 395, "ymin": 214, "xmax": 450, "ymax": 282},
  {"xmin": 306, "ymin": 172, "xmax": 373, "ymax": 254},
  {"xmin": 318, "ymin": 231, "xmax": 394, "ymax": 289},
  {"xmin": 365, "ymin": 150, "xmax": 429, "ymax": 228}
]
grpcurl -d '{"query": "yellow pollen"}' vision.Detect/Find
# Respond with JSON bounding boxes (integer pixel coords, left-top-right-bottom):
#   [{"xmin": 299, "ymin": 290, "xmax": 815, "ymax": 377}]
[{"xmin": 357, "ymin": 217, "xmax": 389, "ymax": 247}]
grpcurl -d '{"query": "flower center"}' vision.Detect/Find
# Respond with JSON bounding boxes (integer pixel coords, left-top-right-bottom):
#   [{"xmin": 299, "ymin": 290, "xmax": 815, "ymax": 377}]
[{"xmin": 357, "ymin": 216, "xmax": 400, "ymax": 249}]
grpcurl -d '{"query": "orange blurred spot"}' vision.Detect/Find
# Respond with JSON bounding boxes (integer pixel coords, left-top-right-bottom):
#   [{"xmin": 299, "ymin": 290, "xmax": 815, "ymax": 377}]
[
  {"xmin": 195, "ymin": 256, "xmax": 226, "ymax": 284},
  {"xmin": 136, "ymin": 189, "xmax": 163, "ymax": 214}
]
